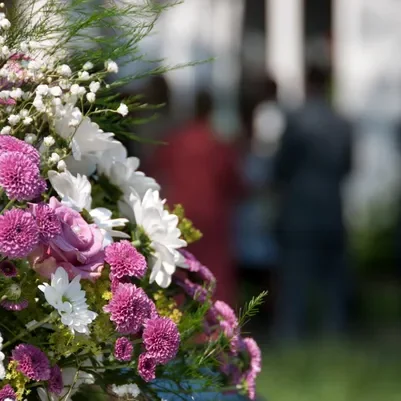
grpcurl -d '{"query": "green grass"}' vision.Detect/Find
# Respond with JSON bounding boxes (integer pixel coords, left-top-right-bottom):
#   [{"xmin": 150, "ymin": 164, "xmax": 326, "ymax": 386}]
[{"xmin": 257, "ymin": 341, "xmax": 401, "ymax": 401}]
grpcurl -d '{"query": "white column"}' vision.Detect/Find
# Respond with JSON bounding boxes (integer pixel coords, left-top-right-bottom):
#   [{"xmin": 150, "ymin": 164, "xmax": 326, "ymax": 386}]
[
  {"xmin": 210, "ymin": 0, "xmax": 244, "ymax": 139},
  {"xmin": 266, "ymin": 0, "xmax": 304, "ymax": 105}
]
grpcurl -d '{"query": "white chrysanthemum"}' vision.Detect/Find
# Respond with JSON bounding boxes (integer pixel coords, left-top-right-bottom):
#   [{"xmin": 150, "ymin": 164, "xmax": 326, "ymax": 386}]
[
  {"xmin": 37, "ymin": 368, "xmax": 94, "ymax": 401},
  {"xmin": 111, "ymin": 383, "xmax": 140, "ymax": 397},
  {"xmin": 98, "ymin": 155, "xmax": 159, "ymax": 199},
  {"xmin": 48, "ymin": 169, "xmax": 92, "ymax": 211},
  {"xmin": 88, "ymin": 207, "xmax": 129, "ymax": 246},
  {"xmin": 54, "ymin": 104, "xmax": 121, "ymax": 176},
  {"xmin": 38, "ymin": 267, "xmax": 97, "ymax": 335},
  {"xmin": 119, "ymin": 189, "xmax": 187, "ymax": 288},
  {"xmin": 48, "ymin": 169, "xmax": 129, "ymax": 244},
  {"xmin": 0, "ymin": 330, "xmax": 5, "ymax": 380}
]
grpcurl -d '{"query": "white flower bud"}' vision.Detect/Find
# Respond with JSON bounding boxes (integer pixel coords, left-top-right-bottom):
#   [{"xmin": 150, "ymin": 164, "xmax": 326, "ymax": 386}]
[
  {"xmin": 86, "ymin": 92, "xmax": 96, "ymax": 103},
  {"xmin": 83, "ymin": 61, "xmax": 94, "ymax": 71},
  {"xmin": 59, "ymin": 79, "xmax": 71, "ymax": 90},
  {"xmin": 70, "ymin": 84, "xmax": 86, "ymax": 96},
  {"xmin": 105, "ymin": 59, "xmax": 118, "ymax": 73},
  {"xmin": 43, "ymin": 136, "xmax": 55, "ymax": 147},
  {"xmin": 36, "ymin": 84, "xmax": 49, "ymax": 96},
  {"xmin": 89, "ymin": 81, "xmax": 100, "ymax": 93},
  {"xmin": 117, "ymin": 103, "xmax": 129, "ymax": 117},
  {"xmin": 20, "ymin": 41, "xmax": 28, "ymax": 52},
  {"xmin": 24, "ymin": 133, "xmax": 37, "ymax": 144},
  {"xmin": 10, "ymin": 88, "xmax": 23, "ymax": 99},
  {"xmin": 49, "ymin": 86, "xmax": 62, "ymax": 97},
  {"xmin": 8, "ymin": 114, "xmax": 20, "ymax": 126},
  {"xmin": 49, "ymin": 152, "xmax": 60, "ymax": 164},
  {"xmin": 0, "ymin": 18, "xmax": 11, "ymax": 30},
  {"xmin": 78, "ymin": 71, "xmax": 90, "ymax": 81},
  {"xmin": 0, "ymin": 45, "xmax": 9, "ymax": 58},
  {"xmin": 23, "ymin": 117, "xmax": 33, "ymax": 126},
  {"xmin": 0, "ymin": 4, "xmax": 4, "ymax": 9},
  {"xmin": 0, "ymin": 126, "xmax": 11, "ymax": 135},
  {"xmin": 57, "ymin": 64, "xmax": 72, "ymax": 77},
  {"xmin": 33, "ymin": 95, "xmax": 45, "ymax": 111},
  {"xmin": 57, "ymin": 160, "xmax": 67, "ymax": 171}
]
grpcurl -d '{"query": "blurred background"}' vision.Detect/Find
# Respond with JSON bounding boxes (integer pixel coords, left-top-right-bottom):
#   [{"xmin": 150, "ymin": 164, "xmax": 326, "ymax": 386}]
[
  {"xmin": 121, "ymin": 1, "xmax": 401, "ymax": 400},
  {"xmin": 13, "ymin": 0, "xmax": 401, "ymax": 399}
]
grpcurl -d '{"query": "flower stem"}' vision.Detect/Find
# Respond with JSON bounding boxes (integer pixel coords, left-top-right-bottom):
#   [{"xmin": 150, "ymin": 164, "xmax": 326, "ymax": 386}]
[
  {"xmin": 0, "ymin": 198, "xmax": 15, "ymax": 214},
  {"xmin": 2, "ymin": 314, "xmax": 53, "ymax": 349}
]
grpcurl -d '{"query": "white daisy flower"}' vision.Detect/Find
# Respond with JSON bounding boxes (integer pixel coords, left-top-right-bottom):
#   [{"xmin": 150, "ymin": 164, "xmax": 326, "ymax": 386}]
[
  {"xmin": 48, "ymin": 169, "xmax": 129, "ymax": 244},
  {"xmin": 38, "ymin": 267, "xmax": 97, "ymax": 335},
  {"xmin": 119, "ymin": 189, "xmax": 187, "ymax": 288},
  {"xmin": 97, "ymin": 155, "xmax": 159, "ymax": 199}
]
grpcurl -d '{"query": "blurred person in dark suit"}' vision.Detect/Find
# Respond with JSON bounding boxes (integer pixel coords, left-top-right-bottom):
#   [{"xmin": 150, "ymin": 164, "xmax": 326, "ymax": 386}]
[
  {"xmin": 148, "ymin": 90, "xmax": 243, "ymax": 307},
  {"xmin": 273, "ymin": 66, "xmax": 353, "ymax": 342}
]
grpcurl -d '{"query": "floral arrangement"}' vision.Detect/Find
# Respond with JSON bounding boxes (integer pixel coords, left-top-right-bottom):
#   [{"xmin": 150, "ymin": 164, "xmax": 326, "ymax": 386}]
[{"xmin": 0, "ymin": 1, "xmax": 265, "ymax": 400}]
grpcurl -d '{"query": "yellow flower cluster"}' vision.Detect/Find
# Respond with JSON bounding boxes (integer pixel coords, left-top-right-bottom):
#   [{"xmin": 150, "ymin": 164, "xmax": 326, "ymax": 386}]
[
  {"xmin": 49, "ymin": 326, "xmax": 100, "ymax": 360},
  {"xmin": 153, "ymin": 290, "xmax": 182, "ymax": 324},
  {"xmin": 170, "ymin": 204, "xmax": 202, "ymax": 244},
  {"xmin": 5, "ymin": 361, "xmax": 30, "ymax": 400}
]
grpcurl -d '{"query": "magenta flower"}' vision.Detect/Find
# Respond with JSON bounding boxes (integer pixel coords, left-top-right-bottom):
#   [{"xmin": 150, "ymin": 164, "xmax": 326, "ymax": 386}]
[
  {"xmin": 210, "ymin": 300, "xmax": 239, "ymax": 338},
  {"xmin": 0, "ymin": 260, "xmax": 17, "ymax": 277},
  {"xmin": 28, "ymin": 197, "xmax": 104, "ymax": 281},
  {"xmin": 181, "ymin": 250, "xmax": 216, "ymax": 284},
  {"xmin": 114, "ymin": 337, "xmax": 133, "ymax": 362},
  {"xmin": 0, "ymin": 299, "xmax": 28, "ymax": 311},
  {"xmin": 242, "ymin": 337, "xmax": 262, "ymax": 375},
  {"xmin": 0, "ymin": 384, "xmax": 17, "ymax": 401},
  {"xmin": 12, "ymin": 344, "xmax": 51, "ymax": 381},
  {"xmin": 142, "ymin": 317, "xmax": 180, "ymax": 365},
  {"xmin": 105, "ymin": 240, "xmax": 147, "ymax": 281},
  {"xmin": 175, "ymin": 278, "xmax": 208, "ymax": 303},
  {"xmin": 48, "ymin": 365, "xmax": 63, "ymax": 395},
  {"xmin": 0, "ymin": 135, "xmax": 40, "ymax": 165},
  {"xmin": 103, "ymin": 283, "xmax": 154, "ymax": 335},
  {"xmin": 138, "ymin": 353, "xmax": 156, "ymax": 382},
  {"xmin": 0, "ymin": 151, "xmax": 45, "ymax": 201},
  {"xmin": 0, "ymin": 209, "xmax": 39, "ymax": 258},
  {"xmin": 29, "ymin": 203, "xmax": 61, "ymax": 243}
]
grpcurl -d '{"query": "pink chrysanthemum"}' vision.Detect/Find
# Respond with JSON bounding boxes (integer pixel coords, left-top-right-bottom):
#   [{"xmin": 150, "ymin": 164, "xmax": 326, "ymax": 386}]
[
  {"xmin": 103, "ymin": 283, "xmax": 154, "ymax": 335},
  {"xmin": 30, "ymin": 203, "xmax": 61, "ymax": 243},
  {"xmin": 0, "ymin": 260, "xmax": 17, "ymax": 277},
  {"xmin": 243, "ymin": 371, "xmax": 257, "ymax": 400},
  {"xmin": 48, "ymin": 365, "xmax": 63, "ymax": 395},
  {"xmin": 0, "ymin": 152, "xmax": 44, "ymax": 201},
  {"xmin": 12, "ymin": 344, "xmax": 51, "ymax": 381},
  {"xmin": 0, "ymin": 136, "xmax": 40, "ymax": 165},
  {"xmin": 242, "ymin": 337, "xmax": 262, "ymax": 375},
  {"xmin": 0, "ymin": 299, "xmax": 28, "ymax": 311},
  {"xmin": 0, "ymin": 384, "xmax": 17, "ymax": 401},
  {"xmin": 31, "ymin": 177, "xmax": 47, "ymax": 200},
  {"xmin": 105, "ymin": 240, "xmax": 147, "ymax": 280},
  {"xmin": 212, "ymin": 300, "xmax": 239, "ymax": 338},
  {"xmin": 0, "ymin": 209, "xmax": 39, "ymax": 258},
  {"xmin": 142, "ymin": 317, "xmax": 180, "ymax": 365},
  {"xmin": 181, "ymin": 250, "xmax": 216, "ymax": 284},
  {"xmin": 138, "ymin": 353, "xmax": 156, "ymax": 382},
  {"xmin": 114, "ymin": 337, "xmax": 133, "ymax": 362}
]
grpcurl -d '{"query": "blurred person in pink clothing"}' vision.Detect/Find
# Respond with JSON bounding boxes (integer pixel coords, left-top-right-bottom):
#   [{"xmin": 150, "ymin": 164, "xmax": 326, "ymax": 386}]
[{"xmin": 147, "ymin": 91, "xmax": 243, "ymax": 307}]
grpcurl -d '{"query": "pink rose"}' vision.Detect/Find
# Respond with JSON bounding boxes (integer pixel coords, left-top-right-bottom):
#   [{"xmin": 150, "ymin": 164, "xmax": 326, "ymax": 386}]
[{"xmin": 29, "ymin": 197, "xmax": 104, "ymax": 280}]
